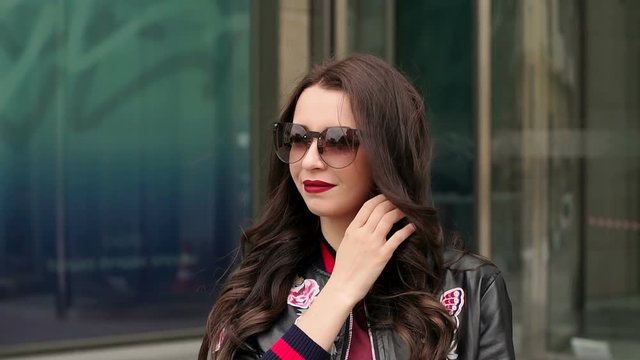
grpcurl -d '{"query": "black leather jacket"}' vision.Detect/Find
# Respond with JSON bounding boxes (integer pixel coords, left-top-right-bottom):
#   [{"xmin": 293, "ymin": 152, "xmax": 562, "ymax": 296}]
[{"xmin": 236, "ymin": 249, "xmax": 515, "ymax": 360}]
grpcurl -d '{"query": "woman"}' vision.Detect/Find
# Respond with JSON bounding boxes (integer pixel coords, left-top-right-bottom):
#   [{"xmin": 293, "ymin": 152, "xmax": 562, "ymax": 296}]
[{"xmin": 199, "ymin": 54, "xmax": 514, "ymax": 360}]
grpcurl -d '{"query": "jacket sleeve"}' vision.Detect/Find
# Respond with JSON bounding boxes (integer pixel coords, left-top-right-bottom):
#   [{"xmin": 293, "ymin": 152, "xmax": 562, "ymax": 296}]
[
  {"xmin": 478, "ymin": 272, "xmax": 516, "ymax": 360},
  {"xmin": 260, "ymin": 325, "xmax": 330, "ymax": 360},
  {"xmin": 226, "ymin": 325, "xmax": 330, "ymax": 360}
]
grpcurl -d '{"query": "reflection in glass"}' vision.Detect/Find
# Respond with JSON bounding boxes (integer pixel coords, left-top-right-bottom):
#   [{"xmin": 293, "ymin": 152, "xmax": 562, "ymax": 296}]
[{"xmin": 491, "ymin": 0, "xmax": 640, "ymax": 358}]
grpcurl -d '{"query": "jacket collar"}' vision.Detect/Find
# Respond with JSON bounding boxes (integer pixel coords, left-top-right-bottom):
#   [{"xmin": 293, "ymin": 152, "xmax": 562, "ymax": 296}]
[{"xmin": 319, "ymin": 237, "xmax": 336, "ymax": 273}]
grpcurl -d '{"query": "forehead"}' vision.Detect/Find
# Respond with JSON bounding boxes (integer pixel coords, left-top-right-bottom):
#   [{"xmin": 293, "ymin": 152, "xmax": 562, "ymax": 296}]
[{"xmin": 292, "ymin": 85, "xmax": 356, "ymax": 130}]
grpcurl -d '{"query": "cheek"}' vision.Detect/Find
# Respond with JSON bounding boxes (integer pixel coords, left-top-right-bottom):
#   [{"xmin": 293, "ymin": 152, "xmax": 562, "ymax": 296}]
[
  {"xmin": 341, "ymin": 164, "xmax": 374, "ymax": 201},
  {"xmin": 289, "ymin": 164, "xmax": 301, "ymax": 185},
  {"xmin": 351, "ymin": 154, "xmax": 373, "ymax": 187}
]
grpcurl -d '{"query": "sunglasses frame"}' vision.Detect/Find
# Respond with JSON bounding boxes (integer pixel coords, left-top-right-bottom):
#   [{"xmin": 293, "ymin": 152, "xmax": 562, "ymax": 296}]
[{"xmin": 272, "ymin": 122, "xmax": 360, "ymax": 169}]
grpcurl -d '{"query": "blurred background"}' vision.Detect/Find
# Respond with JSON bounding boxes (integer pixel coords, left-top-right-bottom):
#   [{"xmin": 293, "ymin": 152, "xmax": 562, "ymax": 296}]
[{"xmin": 0, "ymin": 0, "xmax": 638, "ymax": 359}]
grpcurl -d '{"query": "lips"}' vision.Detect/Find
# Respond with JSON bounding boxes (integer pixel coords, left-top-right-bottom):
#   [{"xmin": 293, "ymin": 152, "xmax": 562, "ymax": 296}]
[{"xmin": 303, "ymin": 180, "xmax": 336, "ymax": 193}]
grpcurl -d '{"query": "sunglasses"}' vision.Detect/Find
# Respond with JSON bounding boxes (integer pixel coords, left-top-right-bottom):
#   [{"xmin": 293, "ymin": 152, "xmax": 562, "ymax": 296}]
[{"xmin": 273, "ymin": 122, "xmax": 361, "ymax": 169}]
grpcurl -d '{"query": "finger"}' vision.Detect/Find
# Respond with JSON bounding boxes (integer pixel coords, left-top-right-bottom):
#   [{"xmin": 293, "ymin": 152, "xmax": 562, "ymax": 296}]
[
  {"xmin": 372, "ymin": 208, "xmax": 406, "ymax": 236},
  {"xmin": 384, "ymin": 223, "xmax": 416, "ymax": 252},
  {"xmin": 350, "ymin": 194, "xmax": 387, "ymax": 227},
  {"xmin": 362, "ymin": 200, "xmax": 397, "ymax": 230}
]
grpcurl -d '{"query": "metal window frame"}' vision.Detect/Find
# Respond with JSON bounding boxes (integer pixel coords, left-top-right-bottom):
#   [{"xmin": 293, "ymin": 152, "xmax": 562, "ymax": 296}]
[
  {"xmin": 475, "ymin": 0, "xmax": 493, "ymax": 259},
  {"xmin": 250, "ymin": 0, "xmax": 280, "ymax": 217}
]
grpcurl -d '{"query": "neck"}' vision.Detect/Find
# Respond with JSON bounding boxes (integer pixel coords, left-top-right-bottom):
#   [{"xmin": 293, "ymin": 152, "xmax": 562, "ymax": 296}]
[{"xmin": 319, "ymin": 215, "xmax": 355, "ymax": 250}]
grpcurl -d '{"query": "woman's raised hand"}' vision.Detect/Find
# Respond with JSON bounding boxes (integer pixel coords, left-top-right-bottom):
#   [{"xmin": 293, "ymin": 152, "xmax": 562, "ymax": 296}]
[
  {"xmin": 328, "ymin": 194, "xmax": 416, "ymax": 306},
  {"xmin": 294, "ymin": 194, "xmax": 415, "ymax": 350}
]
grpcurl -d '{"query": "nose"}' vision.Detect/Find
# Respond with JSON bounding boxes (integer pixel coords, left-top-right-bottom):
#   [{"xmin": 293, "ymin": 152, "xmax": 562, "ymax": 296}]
[{"xmin": 300, "ymin": 138, "xmax": 326, "ymax": 170}]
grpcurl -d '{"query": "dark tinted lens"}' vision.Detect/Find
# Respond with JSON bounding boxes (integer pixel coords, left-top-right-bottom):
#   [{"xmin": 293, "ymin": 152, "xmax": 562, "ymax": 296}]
[
  {"xmin": 321, "ymin": 127, "xmax": 359, "ymax": 168},
  {"xmin": 274, "ymin": 123, "xmax": 308, "ymax": 163}
]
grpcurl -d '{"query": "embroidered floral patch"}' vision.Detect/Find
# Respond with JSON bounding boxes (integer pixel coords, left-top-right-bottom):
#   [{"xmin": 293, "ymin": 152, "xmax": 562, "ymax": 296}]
[
  {"xmin": 441, "ymin": 287, "xmax": 465, "ymax": 322},
  {"xmin": 287, "ymin": 277, "xmax": 320, "ymax": 309}
]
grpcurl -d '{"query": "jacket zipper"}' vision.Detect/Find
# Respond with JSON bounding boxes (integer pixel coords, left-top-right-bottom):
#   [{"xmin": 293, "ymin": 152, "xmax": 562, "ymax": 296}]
[
  {"xmin": 344, "ymin": 307, "xmax": 378, "ymax": 360},
  {"xmin": 343, "ymin": 312, "xmax": 353, "ymax": 360},
  {"xmin": 364, "ymin": 303, "xmax": 377, "ymax": 360},
  {"xmin": 367, "ymin": 327, "xmax": 377, "ymax": 360}
]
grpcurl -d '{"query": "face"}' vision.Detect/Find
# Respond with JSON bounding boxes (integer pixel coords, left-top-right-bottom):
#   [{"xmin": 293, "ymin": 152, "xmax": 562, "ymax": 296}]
[{"xmin": 289, "ymin": 85, "xmax": 374, "ymax": 222}]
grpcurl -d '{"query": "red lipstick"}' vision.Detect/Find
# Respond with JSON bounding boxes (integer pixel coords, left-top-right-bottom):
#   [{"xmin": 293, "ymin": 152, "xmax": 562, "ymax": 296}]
[{"xmin": 303, "ymin": 180, "xmax": 336, "ymax": 193}]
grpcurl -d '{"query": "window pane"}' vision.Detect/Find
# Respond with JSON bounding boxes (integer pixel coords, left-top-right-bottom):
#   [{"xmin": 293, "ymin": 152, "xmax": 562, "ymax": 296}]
[
  {"xmin": 491, "ymin": 0, "xmax": 640, "ymax": 358},
  {"xmin": 0, "ymin": 0, "xmax": 251, "ymax": 351},
  {"xmin": 396, "ymin": 0, "xmax": 475, "ymax": 248},
  {"xmin": 583, "ymin": 0, "xmax": 640, "ymax": 346}
]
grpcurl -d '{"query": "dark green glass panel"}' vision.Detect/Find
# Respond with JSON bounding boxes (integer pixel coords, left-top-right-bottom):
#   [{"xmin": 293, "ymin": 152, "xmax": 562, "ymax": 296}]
[
  {"xmin": 0, "ymin": 0, "xmax": 251, "ymax": 350},
  {"xmin": 396, "ymin": 0, "xmax": 475, "ymax": 247}
]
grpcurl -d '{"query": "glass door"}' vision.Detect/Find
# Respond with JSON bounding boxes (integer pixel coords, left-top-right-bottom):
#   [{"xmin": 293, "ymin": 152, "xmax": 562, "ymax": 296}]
[
  {"xmin": 491, "ymin": 0, "xmax": 640, "ymax": 358},
  {"xmin": 581, "ymin": 0, "xmax": 640, "ymax": 349}
]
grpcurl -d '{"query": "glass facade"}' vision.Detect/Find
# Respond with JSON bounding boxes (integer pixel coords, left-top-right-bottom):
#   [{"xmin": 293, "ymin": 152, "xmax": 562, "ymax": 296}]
[
  {"xmin": 490, "ymin": 0, "xmax": 640, "ymax": 358},
  {"xmin": 396, "ymin": 0, "xmax": 476, "ymax": 249},
  {"xmin": 0, "ymin": 0, "xmax": 251, "ymax": 354}
]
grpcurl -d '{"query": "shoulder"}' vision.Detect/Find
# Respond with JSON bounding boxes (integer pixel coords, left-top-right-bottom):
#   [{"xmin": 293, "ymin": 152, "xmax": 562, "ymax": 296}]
[
  {"xmin": 444, "ymin": 248, "xmax": 499, "ymax": 274},
  {"xmin": 442, "ymin": 248, "xmax": 505, "ymax": 297},
  {"xmin": 441, "ymin": 250, "xmax": 516, "ymax": 359}
]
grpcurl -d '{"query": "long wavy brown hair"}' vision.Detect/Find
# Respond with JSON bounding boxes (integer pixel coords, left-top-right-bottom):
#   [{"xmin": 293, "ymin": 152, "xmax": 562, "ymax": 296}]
[{"xmin": 199, "ymin": 54, "xmax": 456, "ymax": 359}]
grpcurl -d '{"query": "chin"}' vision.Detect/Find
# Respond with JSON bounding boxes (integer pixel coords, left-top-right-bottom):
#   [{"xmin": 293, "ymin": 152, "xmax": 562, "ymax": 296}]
[
  {"xmin": 303, "ymin": 200, "xmax": 344, "ymax": 218},
  {"xmin": 306, "ymin": 206, "xmax": 342, "ymax": 218},
  {"xmin": 304, "ymin": 202, "xmax": 359, "ymax": 221}
]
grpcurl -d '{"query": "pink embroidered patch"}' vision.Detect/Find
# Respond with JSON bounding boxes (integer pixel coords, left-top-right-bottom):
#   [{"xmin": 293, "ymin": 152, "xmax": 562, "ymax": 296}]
[
  {"xmin": 441, "ymin": 287, "xmax": 465, "ymax": 359},
  {"xmin": 440, "ymin": 287, "xmax": 465, "ymax": 319},
  {"xmin": 287, "ymin": 278, "xmax": 320, "ymax": 309},
  {"xmin": 214, "ymin": 328, "xmax": 225, "ymax": 352}
]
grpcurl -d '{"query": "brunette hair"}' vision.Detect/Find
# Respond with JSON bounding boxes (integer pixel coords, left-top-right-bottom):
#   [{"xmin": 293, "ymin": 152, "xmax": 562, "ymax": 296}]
[{"xmin": 199, "ymin": 54, "xmax": 456, "ymax": 359}]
